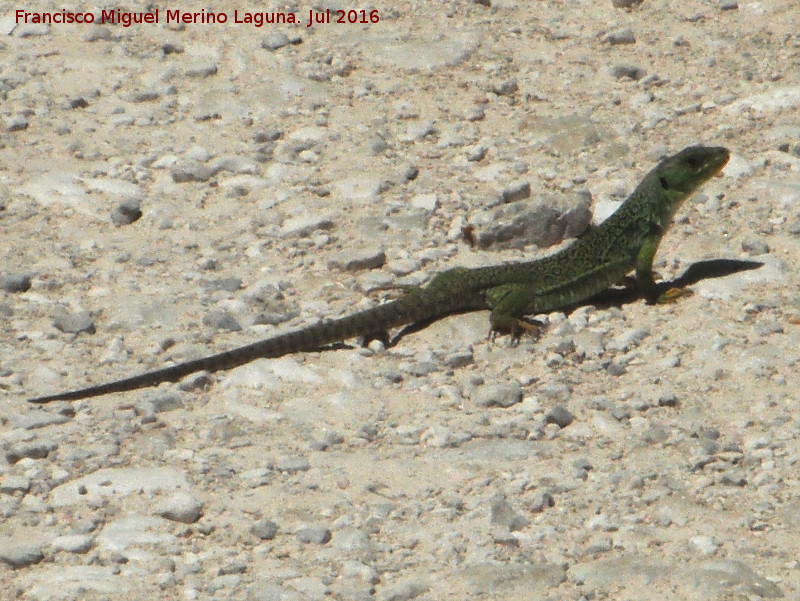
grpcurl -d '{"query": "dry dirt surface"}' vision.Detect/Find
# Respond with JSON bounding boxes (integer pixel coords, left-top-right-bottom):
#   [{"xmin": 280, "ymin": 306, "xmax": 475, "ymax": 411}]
[{"xmin": 1, "ymin": 1, "xmax": 799, "ymax": 599}]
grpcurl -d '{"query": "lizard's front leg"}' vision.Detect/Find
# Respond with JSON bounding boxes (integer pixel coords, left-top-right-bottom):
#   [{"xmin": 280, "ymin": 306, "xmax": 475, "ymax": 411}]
[{"xmin": 636, "ymin": 237, "xmax": 691, "ymax": 304}]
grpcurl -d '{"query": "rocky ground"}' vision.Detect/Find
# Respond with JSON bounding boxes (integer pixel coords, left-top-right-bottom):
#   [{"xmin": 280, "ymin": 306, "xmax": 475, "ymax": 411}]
[{"xmin": 1, "ymin": 0, "xmax": 799, "ymax": 599}]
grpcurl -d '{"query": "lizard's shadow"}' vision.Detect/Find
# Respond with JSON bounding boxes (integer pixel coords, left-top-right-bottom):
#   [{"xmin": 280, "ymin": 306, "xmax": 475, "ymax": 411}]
[
  {"xmin": 586, "ymin": 258, "xmax": 763, "ymax": 309},
  {"xmin": 386, "ymin": 258, "xmax": 763, "ymax": 346}
]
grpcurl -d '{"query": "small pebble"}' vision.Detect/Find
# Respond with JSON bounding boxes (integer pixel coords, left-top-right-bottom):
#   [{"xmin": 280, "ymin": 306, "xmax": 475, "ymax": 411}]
[
  {"xmin": 611, "ymin": 65, "xmax": 646, "ymax": 80},
  {"xmin": 491, "ymin": 78, "xmax": 518, "ymax": 96},
  {"xmin": 545, "ymin": 405, "xmax": 575, "ymax": 428},
  {"xmin": 261, "ymin": 32, "xmax": 302, "ymax": 50},
  {"xmin": 83, "ymin": 26, "xmax": 111, "ymax": 42},
  {"xmin": 604, "ymin": 28, "xmax": 636, "ymax": 45},
  {"xmin": 155, "ymin": 492, "xmax": 204, "ymax": 524},
  {"xmin": 0, "ymin": 542, "xmax": 44, "ymax": 568},
  {"xmin": 466, "ymin": 145, "xmax": 487, "ymax": 161},
  {"xmin": 272, "ymin": 455, "xmax": 311, "ymax": 473},
  {"xmin": 6, "ymin": 441, "xmax": 58, "ymax": 464},
  {"xmin": 111, "ymin": 199, "xmax": 142, "ymax": 225},
  {"xmin": 52, "ymin": 311, "xmax": 95, "ymax": 335},
  {"xmin": 184, "ymin": 61, "xmax": 218, "ymax": 78},
  {"xmin": 379, "ymin": 579, "xmax": 430, "ymax": 601},
  {"xmin": 251, "ymin": 519, "xmax": 279, "ymax": 540},
  {"xmin": 0, "ymin": 273, "xmax": 31, "ymax": 293},
  {"xmin": 6, "ymin": 114, "xmax": 29, "ymax": 132},
  {"xmin": 658, "ymin": 393, "xmax": 678, "ymax": 407},
  {"xmin": 501, "ymin": 180, "xmax": 531, "ymax": 203},
  {"xmin": 472, "ymin": 382, "xmax": 523, "ymax": 408},
  {"xmin": 490, "ymin": 495, "xmax": 530, "ymax": 531},
  {"xmin": 49, "ymin": 534, "xmax": 94, "ymax": 554},
  {"xmin": 583, "ymin": 536, "xmax": 613, "ymax": 554},
  {"xmin": 0, "ymin": 476, "xmax": 31, "ymax": 494},
  {"xmin": 68, "ymin": 97, "xmax": 89, "ymax": 109},
  {"xmin": 203, "ymin": 310, "xmax": 242, "ymax": 332},
  {"xmin": 297, "ymin": 525, "xmax": 332, "ymax": 544},
  {"xmin": 170, "ymin": 161, "xmax": 219, "ymax": 183},
  {"xmin": 741, "ymin": 236, "xmax": 769, "ymax": 255},
  {"xmin": 690, "ymin": 535, "xmax": 720, "ymax": 556},
  {"xmin": 327, "ymin": 248, "xmax": 386, "ymax": 272},
  {"xmin": 15, "ymin": 23, "xmax": 50, "ymax": 37}
]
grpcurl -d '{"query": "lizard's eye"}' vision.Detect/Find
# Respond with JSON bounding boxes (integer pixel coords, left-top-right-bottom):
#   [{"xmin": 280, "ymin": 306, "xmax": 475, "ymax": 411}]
[
  {"xmin": 685, "ymin": 156, "xmax": 701, "ymax": 169},
  {"xmin": 659, "ymin": 176, "xmax": 670, "ymax": 190}
]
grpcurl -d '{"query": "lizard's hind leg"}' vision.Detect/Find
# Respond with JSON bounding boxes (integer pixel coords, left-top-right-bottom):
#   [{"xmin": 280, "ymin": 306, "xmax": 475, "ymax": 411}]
[
  {"xmin": 485, "ymin": 283, "xmax": 541, "ymax": 345},
  {"xmin": 367, "ymin": 266, "xmax": 473, "ymax": 298}
]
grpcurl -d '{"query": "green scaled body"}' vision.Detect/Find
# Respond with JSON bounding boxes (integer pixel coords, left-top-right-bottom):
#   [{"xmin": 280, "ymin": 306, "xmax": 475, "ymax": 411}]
[{"xmin": 29, "ymin": 145, "xmax": 729, "ymax": 403}]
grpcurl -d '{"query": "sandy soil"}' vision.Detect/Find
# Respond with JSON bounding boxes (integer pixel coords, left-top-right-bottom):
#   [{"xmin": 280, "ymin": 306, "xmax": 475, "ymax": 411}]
[{"xmin": 1, "ymin": 1, "xmax": 799, "ymax": 599}]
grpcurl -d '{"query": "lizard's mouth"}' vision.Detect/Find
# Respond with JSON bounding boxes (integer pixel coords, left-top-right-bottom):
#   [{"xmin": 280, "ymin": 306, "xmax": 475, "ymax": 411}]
[{"xmin": 710, "ymin": 149, "xmax": 731, "ymax": 177}]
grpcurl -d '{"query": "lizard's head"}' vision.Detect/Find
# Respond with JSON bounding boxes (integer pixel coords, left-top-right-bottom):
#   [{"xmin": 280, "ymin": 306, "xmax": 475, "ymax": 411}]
[
  {"xmin": 633, "ymin": 145, "xmax": 729, "ymax": 230},
  {"xmin": 655, "ymin": 145, "xmax": 730, "ymax": 197}
]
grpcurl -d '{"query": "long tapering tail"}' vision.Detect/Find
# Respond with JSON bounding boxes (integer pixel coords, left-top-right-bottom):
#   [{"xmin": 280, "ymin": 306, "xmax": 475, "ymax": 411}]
[{"xmin": 28, "ymin": 290, "xmax": 462, "ymax": 403}]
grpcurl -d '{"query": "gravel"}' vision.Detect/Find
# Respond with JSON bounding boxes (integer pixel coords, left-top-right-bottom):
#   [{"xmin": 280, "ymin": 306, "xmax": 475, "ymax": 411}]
[{"xmin": 3, "ymin": 2, "xmax": 798, "ymax": 600}]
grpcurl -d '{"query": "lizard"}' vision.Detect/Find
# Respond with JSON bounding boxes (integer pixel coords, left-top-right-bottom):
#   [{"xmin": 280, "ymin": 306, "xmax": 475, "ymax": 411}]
[{"xmin": 28, "ymin": 145, "xmax": 730, "ymax": 404}]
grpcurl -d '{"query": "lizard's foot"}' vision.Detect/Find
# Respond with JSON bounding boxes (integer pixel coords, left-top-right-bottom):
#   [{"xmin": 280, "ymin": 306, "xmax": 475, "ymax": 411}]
[
  {"xmin": 360, "ymin": 330, "xmax": 391, "ymax": 348},
  {"xmin": 618, "ymin": 271, "xmax": 663, "ymax": 290},
  {"xmin": 514, "ymin": 319, "xmax": 541, "ymax": 336},
  {"xmin": 488, "ymin": 326, "xmax": 520, "ymax": 346},
  {"xmin": 656, "ymin": 286, "xmax": 694, "ymax": 304},
  {"xmin": 488, "ymin": 318, "xmax": 541, "ymax": 346},
  {"xmin": 510, "ymin": 319, "xmax": 542, "ymax": 347}
]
